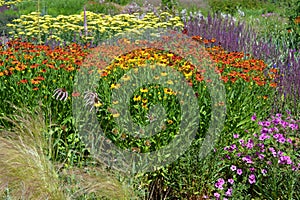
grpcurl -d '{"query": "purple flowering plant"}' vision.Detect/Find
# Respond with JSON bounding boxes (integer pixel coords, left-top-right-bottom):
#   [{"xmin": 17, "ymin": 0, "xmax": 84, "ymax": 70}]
[{"xmin": 206, "ymin": 111, "xmax": 300, "ymax": 199}]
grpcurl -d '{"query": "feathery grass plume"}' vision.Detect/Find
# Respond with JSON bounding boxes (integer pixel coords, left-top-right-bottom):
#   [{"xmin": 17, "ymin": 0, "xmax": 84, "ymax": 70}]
[
  {"xmin": 61, "ymin": 165, "xmax": 137, "ymax": 199},
  {"xmin": 0, "ymin": 103, "xmax": 67, "ymax": 200}
]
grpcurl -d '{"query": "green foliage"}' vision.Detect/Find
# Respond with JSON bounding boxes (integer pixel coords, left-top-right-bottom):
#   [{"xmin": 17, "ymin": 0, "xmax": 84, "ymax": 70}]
[
  {"xmin": 0, "ymin": 9, "xmax": 18, "ymax": 35},
  {"xmin": 208, "ymin": 0, "xmax": 265, "ymax": 15},
  {"xmin": 85, "ymin": 1, "xmax": 120, "ymax": 15},
  {"xmin": 161, "ymin": 0, "xmax": 178, "ymax": 12},
  {"xmin": 10, "ymin": 0, "xmax": 88, "ymax": 17},
  {"xmin": 284, "ymin": 0, "xmax": 300, "ymax": 50},
  {"xmin": 105, "ymin": 0, "xmax": 131, "ymax": 6}
]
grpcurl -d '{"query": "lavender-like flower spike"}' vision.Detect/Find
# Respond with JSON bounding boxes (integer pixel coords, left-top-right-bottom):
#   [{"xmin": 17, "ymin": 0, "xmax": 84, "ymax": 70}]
[
  {"xmin": 53, "ymin": 88, "xmax": 68, "ymax": 101},
  {"xmin": 84, "ymin": 91, "xmax": 102, "ymax": 112}
]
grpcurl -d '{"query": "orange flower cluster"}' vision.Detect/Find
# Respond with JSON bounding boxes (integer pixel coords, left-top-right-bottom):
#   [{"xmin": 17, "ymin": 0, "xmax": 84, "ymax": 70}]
[
  {"xmin": 84, "ymin": 32, "xmax": 278, "ymax": 88},
  {"xmin": 0, "ymin": 39, "xmax": 90, "ymax": 89},
  {"xmin": 294, "ymin": 16, "xmax": 300, "ymax": 24},
  {"xmin": 0, "ymin": 32, "xmax": 279, "ymax": 89}
]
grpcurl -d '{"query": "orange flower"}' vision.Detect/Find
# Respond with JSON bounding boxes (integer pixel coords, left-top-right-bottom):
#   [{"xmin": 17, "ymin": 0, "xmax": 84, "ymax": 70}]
[
  {"xmin": 33, "ymin": 87, "xmax": 39, "ymax": 91},
  {"xmin": 255, "ymin": 80, "xmax": 266, "ymax": 86},
  {"xmin": 196, "ymin": 73, "xmax": 204, "ymax": 82},
  {"xmin": 72, "ymin": 92, "xmax": 81, "ymax": 97},
  {"xmin": 294, "ymin": 16, "xmax": 300, "ymax": 24},
  {"xmin": 221, "ymin": 76, "xmax": 229, "ymax": 83},
  {"xmin": 20, "ymin": 79, "xmax": 28, "ymax": 84},
  {"xmin": 269, "ymin": 82, "xmax": 277, "ymax": 88},
  {"xmin": 230, "ymin": 77, "xmax": 237, "ymax": 83},
  {"xmin": 35, "ymin": 76, "xmax": 45, "ymax": 81},
  {"xmin": 270, "ymin": 68, "xmax": 277, "ymax": 73},
  {"xmin": 31, "ymin": 79, "xmax": 40, "ymax": 84},
  {"xmin": 30, "ymin": 64, "xmax": 39, "ymax": 69}
]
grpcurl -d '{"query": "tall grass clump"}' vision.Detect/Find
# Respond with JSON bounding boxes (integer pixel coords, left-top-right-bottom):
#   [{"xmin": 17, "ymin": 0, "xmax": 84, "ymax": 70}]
[
  {"xmin": 0, "ymin": 103, "xmax": 137, "ymax": 199},
  {"xmin": 0, "ymin": 103, "xmax": 66, "ymax": 200}
]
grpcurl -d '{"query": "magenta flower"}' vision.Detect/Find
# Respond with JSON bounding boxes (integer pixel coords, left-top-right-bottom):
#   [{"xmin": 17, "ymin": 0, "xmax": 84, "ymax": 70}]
[
  {"xmin": 230, "ymin": 165, "xmax": 237, "ymax": 171},
  {"xmin": 289, "ymin": 123, "xmax": 298, "ymax": 130},
  {"xmin": 228, "ymin": 178, "xmax": 234, "ymax": 184},
  {"xmin": 261, "ymin": 169, "xmax": 267, "ymax": 175},
  {"xmin": 225, "ymin": 187, "xmax": 233, "ymax": 196},
  {"xmin": 251, "ymin": 114, "xmax": 257, "ymax": 121},
  {"xmin": 248, "ymin": 174, "xmax": 256, "ymax": 184},
  {"xmin": 246, "ymin": 139, "xmax": 254, "ymax": 149},
  {"xmin": 259, "ymin": 133, "xmax": 270, "ymax": 141},
  {"xmin": 237, "ymin": 169, "xmax": 243, "ymax": 175},
  {"xmin": 258, "ymin": 153, "xmax": 265, "ymax": 160},
  {"xmin": 233, "ymin": 134, "xmax": 239, "ymax": 138},
  {"xmin": 214, "ymin": 192, "xmax": 220, "ymax": 198},
  {"xmin": 242, "ymin": 155, "xmax": 253, "ymax": 164},
  {"xmin": 215, "ymin": 178, "xmax": 225, "ymax": 190}
]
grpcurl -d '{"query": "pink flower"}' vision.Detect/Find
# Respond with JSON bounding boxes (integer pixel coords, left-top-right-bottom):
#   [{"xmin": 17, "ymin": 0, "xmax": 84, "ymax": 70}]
[
  {"xmin": 251, "ymin": 114, "xmax": 257, "ymax": 121},
  {"xmin": 248, "ymin": 174, "xmax": 256, "ymax": 184},
  {"xmin": 230, "ymin": 165, "xmax": 237, "ymax": 171},
  {"xmin": 237, "ymin": 169, "xmax": 243, "ymax": 175}
]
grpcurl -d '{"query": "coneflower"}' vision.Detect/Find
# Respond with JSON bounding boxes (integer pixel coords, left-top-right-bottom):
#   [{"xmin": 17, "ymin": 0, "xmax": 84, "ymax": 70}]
[
  {"xmin": 53, "ymin": 88, "xmax": 68, "ymax": 101},
  {"xmin": 84, "ymin": 91, "xmax": 102, "ymax": 112}
]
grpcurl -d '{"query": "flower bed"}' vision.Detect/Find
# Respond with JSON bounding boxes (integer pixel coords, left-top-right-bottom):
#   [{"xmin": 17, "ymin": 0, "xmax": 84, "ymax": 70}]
[{"xmin": 0, "ymin": 9, "xmax": 299, "ymax": 200}]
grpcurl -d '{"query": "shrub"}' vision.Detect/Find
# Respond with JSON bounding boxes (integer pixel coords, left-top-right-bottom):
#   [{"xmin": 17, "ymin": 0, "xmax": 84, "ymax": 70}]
[
  {"xmin": 85, "ymin": 1, "xmax": 120, "ymax": 15},
  {"xmin": 0, "ymin": 7, "xmax": 18, "ymax": 35},
  {"xmin": 208, "ymin": 0, "xmax": 264, "ymax": 16}
]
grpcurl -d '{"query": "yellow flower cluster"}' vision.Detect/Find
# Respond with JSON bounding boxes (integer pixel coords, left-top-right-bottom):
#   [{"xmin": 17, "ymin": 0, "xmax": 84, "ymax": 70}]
[
  {"xmin": 0, "ymin": 0, "xmax": 23, "ymax": 7},
  {"xmin": 6, "ymin": 11, "xmax": 184, "ymax": 43}
]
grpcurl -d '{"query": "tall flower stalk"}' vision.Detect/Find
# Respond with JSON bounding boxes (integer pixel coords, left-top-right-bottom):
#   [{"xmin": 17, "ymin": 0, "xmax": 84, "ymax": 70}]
[{"xmin": 84, "ymin": 5, "xmax": 88, "ymax": 37}]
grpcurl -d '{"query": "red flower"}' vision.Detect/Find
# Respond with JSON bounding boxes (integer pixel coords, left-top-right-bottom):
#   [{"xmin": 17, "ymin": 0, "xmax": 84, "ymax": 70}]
[{"xmin": 182, "ymin": 28, "xmax": 188, "ymax": 35}]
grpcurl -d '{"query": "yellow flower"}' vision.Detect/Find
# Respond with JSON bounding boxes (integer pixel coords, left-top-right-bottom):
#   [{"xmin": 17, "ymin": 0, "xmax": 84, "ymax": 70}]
[
  {"xmin": 164, "ymin": 88, "xmax": 173, "ymax": 95},
  {"xmin": 94, "ymin": 102, "xmax": 103, "ymax": 107},
  {"xmin": 142, "ymin": 98, "xmax": 148, "ymax": 103},
  {"xmin": 110, "ymin": 83, "xmax": 121, "ymax": 89},
  {"xmin": 167, "ymin": 80, "xmax": 173, "ymax": 85},
  {"xmin": 183, "ymin": 70, "xmax": 193, "ymax": 78},
  {"xmin": 141, "ymin": 103, "xmax": 148, "ymax": 110},
  {"xmin": 153, "ymin": 76, "xmax": 160, "ymax": 80},
  {"xmin": 167, "ymin": 120, "xmax": 173, "ymax": 124},
  {"xmin": 112, "ymin": 100, "xmax": 119, "ymax": 105},
  {"xmin": 113, "ymin": 113, "xmax": 120, "ymax": 118},
  {"xmin": 133, "ymin": 95, "xmax": 141, "ymax": 101},
  {"xmin": 140, "ymin": 87, "xmax": 148, "ymax": 93},
  {"xmin": 161, "ymin": 72, "xmax": 167, "ymax": 76},
  {"xmin": 121, "ymin": 74, "xmax": 131, "ymax": 81}
]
